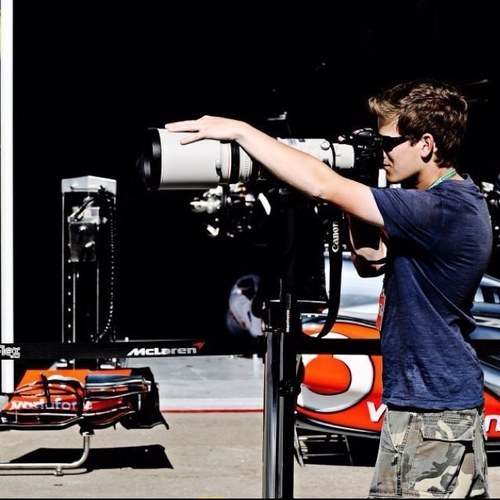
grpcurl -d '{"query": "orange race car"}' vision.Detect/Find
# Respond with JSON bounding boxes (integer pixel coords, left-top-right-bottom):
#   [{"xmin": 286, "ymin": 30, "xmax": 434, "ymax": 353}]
[{"xmin": 295, "ymin": 271, "xmax": 500, "ymax": 465}]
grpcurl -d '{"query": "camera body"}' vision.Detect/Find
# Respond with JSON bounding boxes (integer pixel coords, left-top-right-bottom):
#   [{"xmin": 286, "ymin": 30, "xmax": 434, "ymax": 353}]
[
  {"xmin": 140, "ymin": 126, "xmax": 384, "ymax": 240},
  {"xmin": 138, "ymin": 125, "xmax": 386, "ymax": 314}
]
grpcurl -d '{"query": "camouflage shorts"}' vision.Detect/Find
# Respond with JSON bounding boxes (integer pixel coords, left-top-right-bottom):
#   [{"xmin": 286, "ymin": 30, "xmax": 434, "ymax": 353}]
[{"xmin": 368, "ymin": 407, "xmax": 488, "ymax": 498}]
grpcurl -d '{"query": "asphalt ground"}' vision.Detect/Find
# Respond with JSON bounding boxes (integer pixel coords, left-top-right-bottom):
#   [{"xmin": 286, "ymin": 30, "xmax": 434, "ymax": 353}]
[
  {"xmin": 0, "ymin": 412, "xmax": 366, "ymax": 498},
  {"xmin": 0, "ymin": 412, "xmax": 500, "ymax": 499},
  {"xmin": 1, "ymin": 356, "xmax": 499, "ymax": 498}
]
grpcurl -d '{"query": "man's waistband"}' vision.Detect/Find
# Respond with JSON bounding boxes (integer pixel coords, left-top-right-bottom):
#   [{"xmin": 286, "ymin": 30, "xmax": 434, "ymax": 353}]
[{"xmin": 387, "ymin": 403, "xmax": 483, "ymax": 414}]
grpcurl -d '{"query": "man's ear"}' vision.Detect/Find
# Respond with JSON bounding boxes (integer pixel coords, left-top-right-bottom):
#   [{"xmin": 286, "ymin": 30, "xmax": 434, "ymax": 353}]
[{"xmin": 420, "ymin": 133, "xmax": 435, "ymax": 163}]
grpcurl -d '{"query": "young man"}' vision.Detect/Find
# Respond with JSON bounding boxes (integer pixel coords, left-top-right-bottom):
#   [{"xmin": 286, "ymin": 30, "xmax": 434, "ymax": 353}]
[{"xmin": 165, "ymin": 79, "xmax": 492, "ymax": 497}]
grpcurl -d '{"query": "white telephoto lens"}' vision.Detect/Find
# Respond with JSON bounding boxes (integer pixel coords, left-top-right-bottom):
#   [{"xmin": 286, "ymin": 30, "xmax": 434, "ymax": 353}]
[
  {"xmin": 277, "ymin": 138, "xmax": 355, "ymax": 170},
  {"xmin": 158, "ymin": 129, "xmax": 226, "ymax": 189},
  {"xmin": 278, "ymin": 138, "xmax": 334, "ymax": 166},
  {"xmin": 142, "ymin": 129, "xmax": 356, "ymax": 191},
  {"xmin": 143, "ymin": 128, "xmax": 255, "ymax": 190}
]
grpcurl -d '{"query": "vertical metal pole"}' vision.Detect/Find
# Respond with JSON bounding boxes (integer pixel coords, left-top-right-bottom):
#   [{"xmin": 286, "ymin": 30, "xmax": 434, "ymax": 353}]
[
  {"xmin": 279, "ymin": 296, "xmax": 299, "ymax": 497},
  {"xmin": 262, "ymin": 195, "xmax": 299, "ymax": 499},
  {"xmin": 1, "ymin": 0, "xmax": 15, "ymax": 393},
  {"xmin": 262, "ymin": 326, "xmax": 298, "ymax": 499},
  {"xmin": 262, "ymin": 328, "xmax": 281, "ymax": 498}
]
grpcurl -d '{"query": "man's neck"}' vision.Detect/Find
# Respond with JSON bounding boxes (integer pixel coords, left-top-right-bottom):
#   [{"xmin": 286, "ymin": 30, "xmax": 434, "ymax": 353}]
[{"xmin": 410, "ymin": 166, "xmax": 460, "ymax": 190}]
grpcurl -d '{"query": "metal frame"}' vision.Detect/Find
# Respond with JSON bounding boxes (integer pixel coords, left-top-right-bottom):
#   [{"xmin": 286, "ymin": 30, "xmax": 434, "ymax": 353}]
[{"xmin": 0, "ymin": 431, "xmax": 93, "ymax": 476}]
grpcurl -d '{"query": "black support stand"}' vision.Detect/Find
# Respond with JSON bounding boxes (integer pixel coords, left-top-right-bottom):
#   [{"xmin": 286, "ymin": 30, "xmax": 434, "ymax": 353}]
[
  {"xmin": 261, "ymin": 193, "xmax": 348, "ymax": 498},
  {"xmin": 262, "ymin": 196, "xmax": 303, "ymax": 499}
]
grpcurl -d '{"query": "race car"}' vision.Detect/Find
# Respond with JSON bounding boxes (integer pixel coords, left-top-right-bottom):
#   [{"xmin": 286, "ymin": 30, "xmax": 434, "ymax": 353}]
[{"xmin": 295, "ymin": 262, "xmax": 500, "ymax": 465}]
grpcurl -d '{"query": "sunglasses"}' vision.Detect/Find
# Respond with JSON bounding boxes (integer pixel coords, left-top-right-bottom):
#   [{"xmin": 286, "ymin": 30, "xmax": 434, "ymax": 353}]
[{"xmin": 379, "ymin": 134, "xmax": 408, "ymax": 153}]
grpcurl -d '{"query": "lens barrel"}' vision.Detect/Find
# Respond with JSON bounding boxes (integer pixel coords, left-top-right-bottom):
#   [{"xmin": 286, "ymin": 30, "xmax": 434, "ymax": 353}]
[
  {"xmin": 141, "ymin": 128, "xmax": 364, "ymax": 191},
  {"xmin": 141, "ymin": 128, "xmax": 256, "ymax": 190}
]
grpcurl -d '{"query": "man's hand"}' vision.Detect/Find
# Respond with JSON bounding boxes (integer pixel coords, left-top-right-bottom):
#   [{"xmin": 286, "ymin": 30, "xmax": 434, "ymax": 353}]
[{"xmin": 164, "ymin": 115, "xmax": 247, "ymax": 145}]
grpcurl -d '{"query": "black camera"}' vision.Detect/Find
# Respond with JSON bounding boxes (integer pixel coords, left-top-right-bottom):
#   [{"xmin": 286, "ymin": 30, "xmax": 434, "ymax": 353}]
[
  {"xmin": 139, "ymin": 125, "xmax": 386, "ymax": 316},
  {"xmin": 139, "ymin": 126, "xmax": 384, "ymax": 241}
]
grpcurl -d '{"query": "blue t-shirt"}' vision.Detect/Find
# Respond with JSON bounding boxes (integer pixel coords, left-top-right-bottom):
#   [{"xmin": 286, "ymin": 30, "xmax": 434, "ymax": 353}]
[{"xmin": 371, "ymin": 175, "xmax": 492, "ymax": 410}]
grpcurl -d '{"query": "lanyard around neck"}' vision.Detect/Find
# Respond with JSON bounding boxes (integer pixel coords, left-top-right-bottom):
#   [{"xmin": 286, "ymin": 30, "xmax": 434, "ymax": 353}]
[{"xmin": 427, "ymin": 168, "xmax": 457, "ymax": 190}]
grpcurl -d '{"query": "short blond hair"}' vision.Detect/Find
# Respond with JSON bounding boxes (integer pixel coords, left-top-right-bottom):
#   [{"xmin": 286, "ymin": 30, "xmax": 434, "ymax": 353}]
[{"xmin": 368, "ymin": 79, "xmax": 468, "ymax": 167}]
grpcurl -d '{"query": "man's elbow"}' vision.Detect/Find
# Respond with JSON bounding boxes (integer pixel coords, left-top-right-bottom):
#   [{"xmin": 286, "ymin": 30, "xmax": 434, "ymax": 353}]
[{"xmin": 351, "ymin": 254, "xmax": 386, "ymax": 278}]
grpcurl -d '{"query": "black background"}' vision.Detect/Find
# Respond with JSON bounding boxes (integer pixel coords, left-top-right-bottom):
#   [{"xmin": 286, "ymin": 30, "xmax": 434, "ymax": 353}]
[{"xmin": 12, "ymin": 1, "xmax": 499, "ymax": 343}]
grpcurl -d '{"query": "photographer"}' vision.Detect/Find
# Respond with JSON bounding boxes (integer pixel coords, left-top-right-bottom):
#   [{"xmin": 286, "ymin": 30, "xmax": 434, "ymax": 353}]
[{"xmin": 165, "ymin": 78, "xmax": 492, "ymax": 498}]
